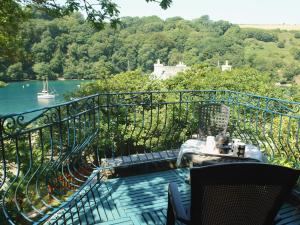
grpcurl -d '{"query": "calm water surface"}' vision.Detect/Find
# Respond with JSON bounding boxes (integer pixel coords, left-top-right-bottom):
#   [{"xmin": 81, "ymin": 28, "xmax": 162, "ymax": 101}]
[{"xmin": 0, "ymin": 80, "xmax": 90, "ymax": 116}]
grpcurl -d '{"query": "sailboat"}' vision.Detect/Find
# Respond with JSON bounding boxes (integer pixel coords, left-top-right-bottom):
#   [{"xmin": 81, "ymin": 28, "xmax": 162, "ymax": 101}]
[{"xmin": 37, "ymin": 78, "xmax": 55, "ymax": 99}]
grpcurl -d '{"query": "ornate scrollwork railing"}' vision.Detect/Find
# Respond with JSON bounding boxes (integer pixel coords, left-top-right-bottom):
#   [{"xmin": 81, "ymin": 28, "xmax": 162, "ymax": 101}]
[
  {"xmin": 0, "ymin": 90, "xmax": 299, "ymax": 224},
  {"xmin": 0, "ymin": 94, "xmax": 100, "ymax": 224}
]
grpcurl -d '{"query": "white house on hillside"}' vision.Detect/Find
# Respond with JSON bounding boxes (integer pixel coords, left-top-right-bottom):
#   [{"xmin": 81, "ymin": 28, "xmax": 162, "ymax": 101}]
[
  {"xmin": 152, "ymin": 59, "xmax": 189, "ymax": 80},
  {"xmin": 221, "ymin": 60, "xmax": 232, "ymax": 72}
]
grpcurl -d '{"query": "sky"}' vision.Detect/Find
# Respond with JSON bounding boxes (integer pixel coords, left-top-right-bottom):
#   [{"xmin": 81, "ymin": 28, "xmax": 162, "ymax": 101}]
[{"xmin": 116, "ymin": 0, "xmax": 300, "ymax": 24}]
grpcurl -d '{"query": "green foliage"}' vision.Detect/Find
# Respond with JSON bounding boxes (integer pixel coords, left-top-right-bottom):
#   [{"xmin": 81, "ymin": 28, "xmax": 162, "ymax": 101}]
[
  {"xmin": 1, "ymin": 11, "xmax": 300, "ymax": 83},
  {"xmin": 146, "ymin": 0, "xmax": 172, "ymax": 9},
  {"xmin": 269, "ymin": 156, "xmax": 296, "ymax": 168},
  {"xmin": 165, "ymin": 65, "xmax": 284, "ymax": 97},
  {"xmin": 73, "ymin": 70, "xmax": 164, "ymax": 97},
  {"xmin": 75, "ymin": 65, "xmax": 287, "ymax": 101},
  {"xmin": 33, "ymin": 62, "xmax": 56, "ymax": 80},
  {"xmin": 291, "ymin": 48, "xmax": 300, "ymax": 60},
  {"xmin": 294, "ymin": 32, "xmax": 300, "ymax": 39},
  {"xmin": 243, "ymin": 28, "xmax": 278, "ymax": 42},
  {"xmin": 277, "ymin": 41, "xmax": 285, "ymax": 48},
  {"xmin": 282, "ymin": 65, "xmax": 300, "ymax": 81},
  {"xmin": 0, "ymin": 13, "xmax": 233, "ymax": 81},
  {"xmin": 70, "ymin": 67, "xmax": 300, "ymax": 171},
  {"xmin": 0, "ymin": 1, "xmax": 172, "ymax": 82},
  {"xmin": 6, "ymin": 0, "xmax": 172, "ymax": 30},
  {"xmin": 0, "ymin": 81, "xmax": 6, "ymax": 87},
  {"xmin": 6, "ymin": 62, "xmax": 26, "ymax": 80},
  {"xmin": 0, "ymin": 0, "xmax": 26, "ymax": 76}
]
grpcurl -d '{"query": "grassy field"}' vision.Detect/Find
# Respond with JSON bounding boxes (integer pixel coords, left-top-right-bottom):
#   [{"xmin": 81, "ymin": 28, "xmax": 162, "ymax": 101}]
[
  {"xmin": 241, "ymin": 28, "xmax": 300, "ymax": 82},
  {"xmin": 239, "ymin": 24, "xmax": 300, "ymax": 31}
]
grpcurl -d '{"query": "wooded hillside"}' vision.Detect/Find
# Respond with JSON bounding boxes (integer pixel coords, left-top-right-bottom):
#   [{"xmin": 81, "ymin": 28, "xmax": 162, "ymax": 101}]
[{"xmin": 1, "ymin": 10, "xmax": 300, "ymax": 83}]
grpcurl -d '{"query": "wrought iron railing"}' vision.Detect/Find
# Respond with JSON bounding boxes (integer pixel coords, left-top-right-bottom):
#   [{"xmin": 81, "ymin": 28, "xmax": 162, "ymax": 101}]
[{"xmin": 0, "ymin": 90, "xmax": 299, "ymax": 224}]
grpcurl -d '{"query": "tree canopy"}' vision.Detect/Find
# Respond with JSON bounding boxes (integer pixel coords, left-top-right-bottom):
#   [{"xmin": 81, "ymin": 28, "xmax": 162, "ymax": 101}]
[
  {"xmin": 1, "ymin": 11, "xmax": 300, "ymax": 85},
  {"xmin": 0, "ymin": 0, "xmax": 172, "ymax": 74},
  {"xmin": 2, "ymin": 0, "xmax": 172, "ymax": 29},
  {"xmin": 70, "ymin": 65, "xmax": 299, "ymax": 101}
]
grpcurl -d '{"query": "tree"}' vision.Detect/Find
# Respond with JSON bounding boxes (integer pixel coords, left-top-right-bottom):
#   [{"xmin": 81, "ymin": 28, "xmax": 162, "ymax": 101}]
[
  {"xmin": 12, "ymin": 0, "xmax": 173, "ymax": 29},
  {"xmin": 6, "ymin": 62, "xmax": 25, "ymax": 81},
  {"xmin": 294, "ymin": 32, "xmax": 300, "ymax": 39},
  {"xmin": 0, "ymin": 0, "xmax": 26, "ymax": 77},
  {"xmin": 32, "ymin": 31, "xmax": 56, "ymax": 62},
  {"xmin": 89, "ymin": 60, "xmax": 113, "ymax": 79},
  {"xmin": 168, "ymin": 49, "xmax": 183, "ymax": 65},
  {"xmin": 50, "ymin": 49, "xmax": 64, "ymax": 75},
  {"xmin": 165, "ymin": 65, "xmax": 284, "ymax": 98},
  {"xmin": 73, "ymin": 70, "xmax": 164, "ymax": 97},
  {"xmin": 243, "ymin": 29, "xmax": 278, "ymax": 42},
  {"xmin": 277, "ymin": 41, "xmax": 285, "ymax": 48},
  {"xmin": 0, "ymin": 1, "xmax": 173, "ymax": 78},
  {"xmin": 33, "ymin": 62, "xmax": 56, "ymax": 79},
  {"xmin": 283, "ymin": 65, "xmax": 300, "ymax": 81},
  {"xmin": 292, "ymin": 49, "xmax": 300, "ymax": 61},
  {"xmin": 0, "ymin": 81, "xmax": 6, "ymax": 88},
  {"xmin": 2, "ymin": 9, "xmax": 300, "ymax": 83},
  {"xmin": 0, "ymin": 0, "xmax": 25, "ymax": 58}
]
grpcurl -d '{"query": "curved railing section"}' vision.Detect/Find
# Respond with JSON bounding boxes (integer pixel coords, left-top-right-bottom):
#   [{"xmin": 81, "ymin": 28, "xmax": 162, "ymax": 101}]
[
  {"xmin": 0, "ymin": 94, "xmax": 100, "ymax": 224},
  {"xmin": 0, "ymin": 90, "xmax": 299, "ymax": 224}
]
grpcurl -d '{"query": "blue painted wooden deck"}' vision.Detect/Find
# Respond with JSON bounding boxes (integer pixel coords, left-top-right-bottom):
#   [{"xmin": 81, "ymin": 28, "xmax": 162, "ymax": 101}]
[{"xmin": 52, "ymin": 169, "xmax": 300, "ymax": 225}]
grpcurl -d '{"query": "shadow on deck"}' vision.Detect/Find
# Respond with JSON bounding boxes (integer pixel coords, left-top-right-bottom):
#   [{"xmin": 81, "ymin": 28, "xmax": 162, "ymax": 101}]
[{"xmin": 49, "ymin": 168, "xmax": 300, "ymax": 225}]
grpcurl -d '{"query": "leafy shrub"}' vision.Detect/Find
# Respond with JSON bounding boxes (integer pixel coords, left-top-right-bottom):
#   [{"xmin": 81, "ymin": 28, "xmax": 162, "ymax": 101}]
[
  {"xmin": 291, "ymin": 48, "xmax": 300, "ymax": 60},
  {"xmin": 6, "ymin": 63, "xmax": 25, "ymax": 81},
  {"xmin": 0, "ymin": 81, "xmax": 6, "ymax": 88},
  {"xmin": 277, "ymin": 41, "xmax": 285, "ymax": 48},
  {"xmin": 294, "ymin": 32, "xmax": 300, "ymax": 39},
  {"xmin": 283, "ymin": 65, "xmax": 300, "ymax": 81},
  {"xmin": 244, "ymin": 29, "xmax": 278, "ymax": 42}
]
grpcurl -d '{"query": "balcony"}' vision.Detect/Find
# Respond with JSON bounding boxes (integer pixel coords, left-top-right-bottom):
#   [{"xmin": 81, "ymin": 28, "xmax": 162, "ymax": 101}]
[{"xmin": 0, "ymin": 90, "xmax": 300, "ymax": 224}]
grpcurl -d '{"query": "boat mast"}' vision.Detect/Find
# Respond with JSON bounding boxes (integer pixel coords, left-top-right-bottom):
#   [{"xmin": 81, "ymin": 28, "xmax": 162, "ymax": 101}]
[
  {"xmin": 42, "ymin": 78, "xmax": 46, "ymax": 92},
  {"xmin": 46, "ymin": 77, "xmax": 48, "ymax": 92}
]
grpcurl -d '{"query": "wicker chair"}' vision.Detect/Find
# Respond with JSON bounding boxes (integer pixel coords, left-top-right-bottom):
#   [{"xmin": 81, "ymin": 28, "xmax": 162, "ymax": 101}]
[
  {"xmin": 198, "ymin": 103, "xmax": 230, "ymax": 139},
  {"xmin": 167, "ymin": 163, "xmax": 300, "ymax": 225}
]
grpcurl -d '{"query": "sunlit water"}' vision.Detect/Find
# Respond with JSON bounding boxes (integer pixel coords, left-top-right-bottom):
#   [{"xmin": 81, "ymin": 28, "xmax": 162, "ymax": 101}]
[{"xmin": 0, "ymin": 80, "xmax": 90, "ymax": 116}]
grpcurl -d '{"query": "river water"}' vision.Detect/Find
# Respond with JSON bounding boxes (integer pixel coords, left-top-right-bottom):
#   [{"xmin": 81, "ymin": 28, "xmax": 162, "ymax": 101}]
[{"xmin": 0, "ymin": 80, "xmax": 90, "ymax": 116}]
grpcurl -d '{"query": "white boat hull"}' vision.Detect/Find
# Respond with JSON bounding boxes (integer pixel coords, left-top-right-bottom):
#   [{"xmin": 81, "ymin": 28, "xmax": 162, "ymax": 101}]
[
  {"xmin": 37, "ymin": 93, "xmax": 55, "ymax": 99},
  {"xmin": 37, "ymin": 78, "xmax": 55, "ymax": 99}
]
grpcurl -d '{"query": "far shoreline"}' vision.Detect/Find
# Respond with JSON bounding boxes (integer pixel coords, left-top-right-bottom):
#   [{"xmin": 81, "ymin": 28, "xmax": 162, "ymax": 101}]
[
  {"xmin": 1, "ymin": 78, "xmax": 93, "ymax": 84},
  {"xmin": 239, "ymin": 24, "xmax": 300, "ymax": 31},
  {"xmin": 0, "ymin": 81, "xmax": 7, "ymax": 88}
]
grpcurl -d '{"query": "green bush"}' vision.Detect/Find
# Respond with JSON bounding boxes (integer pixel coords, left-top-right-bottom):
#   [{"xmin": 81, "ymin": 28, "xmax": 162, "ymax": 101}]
[
  {"xmin": 292, "ymin": 49, "xmax": 300, "ymax": 60},
  {"xmin": 277, "ymin": 41, "xmax": 285, "ymax": 48},
  {"xmin": 0, "ymin": 81, "xmax": 7, "ymax": 88},
  {"xmin": 243, "ymin": 29, "xmax": 278, "ymax": 42},
  {"xmin": 294, "ymin": 32, "xmax": 300, "ymax": 39},
  {"xmin": 283, "ymin": 65, "xmax": 300, "ymax": 81}
]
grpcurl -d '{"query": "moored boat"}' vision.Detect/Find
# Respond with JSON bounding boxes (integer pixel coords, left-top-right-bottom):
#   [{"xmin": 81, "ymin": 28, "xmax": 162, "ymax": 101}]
[{"xmin": 37, "ymin": 78, "xmax": 55, "ymax": 99}]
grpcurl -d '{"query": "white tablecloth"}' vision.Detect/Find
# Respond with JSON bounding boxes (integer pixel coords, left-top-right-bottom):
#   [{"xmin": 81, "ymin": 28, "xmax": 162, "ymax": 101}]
[{"xmin": 176, "ymin": 139, "xmax": 265, "ymax": 167}]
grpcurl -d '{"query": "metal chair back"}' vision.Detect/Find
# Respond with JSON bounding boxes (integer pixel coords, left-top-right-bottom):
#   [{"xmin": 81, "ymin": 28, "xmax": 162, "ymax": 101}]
[{"xmin": 198, "ymin": 103, "xmax": 230, "ymax": 139}]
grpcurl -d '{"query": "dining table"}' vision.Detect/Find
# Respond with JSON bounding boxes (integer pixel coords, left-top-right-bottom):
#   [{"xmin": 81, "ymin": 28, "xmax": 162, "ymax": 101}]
[{"xmin": 176, "ymin": 138, "xmax": 267, "ymax": 167}]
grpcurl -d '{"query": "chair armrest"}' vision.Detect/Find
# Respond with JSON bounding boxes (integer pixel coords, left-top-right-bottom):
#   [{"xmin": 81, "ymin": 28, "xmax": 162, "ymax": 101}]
[{"xmin": 168, "ymin": 182, "xmax": 190, "ymax": 224}]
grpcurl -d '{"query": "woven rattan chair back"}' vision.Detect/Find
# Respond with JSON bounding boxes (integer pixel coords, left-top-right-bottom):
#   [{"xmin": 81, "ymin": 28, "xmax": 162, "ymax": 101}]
[{"xmin": 190, "ymin": 163, "xmax": 300, "ymax": 225}]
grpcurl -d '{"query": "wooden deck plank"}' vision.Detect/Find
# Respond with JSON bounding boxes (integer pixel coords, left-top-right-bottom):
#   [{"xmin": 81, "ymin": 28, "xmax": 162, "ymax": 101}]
[
  {"xmin": 56, "ymin": 168, "xmax": 300, "ymax": 225},
  {"xmin": 97, "ymin": 217, "xmax": 134, "ymax": 225},
  {"xmin": 101, "ymin": 150, "xmax": 179, "ymax": 167},
  {"xmin": 277, "ymin": 214, "xmax": 300, "ymax": 225},
  {"xmin": 107, "ymin": 170, "xmax": 186, "ymax": 216},
  {"xmin": 92, "ymin": 188, "xmax": 109, "ymax": 222}
]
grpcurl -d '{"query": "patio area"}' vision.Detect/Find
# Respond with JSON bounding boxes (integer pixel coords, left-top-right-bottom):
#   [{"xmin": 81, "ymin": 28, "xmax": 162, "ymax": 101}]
[
  {"xmin": 48, "ymin": 168, "xmax": 300, "ymax": 225},
  {"xmin": 1, "ymin": 90, "xmax": 300, "ymax": 224}
]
